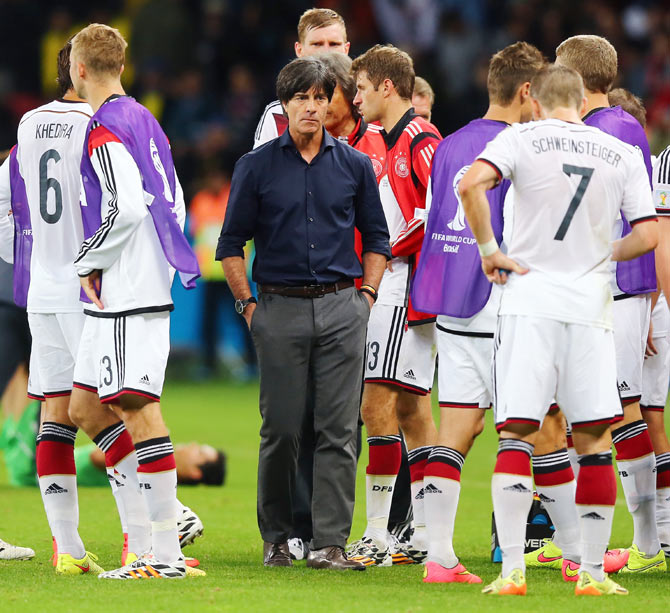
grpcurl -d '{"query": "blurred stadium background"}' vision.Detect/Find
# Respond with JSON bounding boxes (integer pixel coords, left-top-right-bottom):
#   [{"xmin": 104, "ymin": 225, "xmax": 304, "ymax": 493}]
[{"xmin": 1, "ymin": 0, "xmax": 668, "ymax": 378}]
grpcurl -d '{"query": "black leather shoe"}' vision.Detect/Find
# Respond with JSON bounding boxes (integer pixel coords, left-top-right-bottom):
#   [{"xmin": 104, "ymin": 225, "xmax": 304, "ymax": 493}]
[
  {"xmin": 306, "ymin": 546, "xmax": 366, "ymax": 570},
  {"xmin": 263, "ymin": 542, "xmax": 292, "ymax": 567}
]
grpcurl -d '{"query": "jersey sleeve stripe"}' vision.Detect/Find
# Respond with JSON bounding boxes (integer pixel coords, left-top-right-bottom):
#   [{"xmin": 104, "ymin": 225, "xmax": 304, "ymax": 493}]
[
  {"xmin": 88, "ymin": 125, "xmax": 121, "ymax": 156},
  {"xmin": 476, "ymin": 158, "xmax": 503, "ymax": 181},
  {"xmin": 629, "ymin": 215, "xmax": 658, "ymax": 226},
  {"xmin": 656, "ymin": 147, "xmax": 670, "ymax": 187},
  {"xmin": 419, "ymin": 148, "xmax": 430, "ymax": 168},
  {"xmin": 75, "ymin": 142, "xmax": 120, "ymax": 262},
  {"xmin": 254, "ymin": 100, "xmax": 281, "ymax": 141}
]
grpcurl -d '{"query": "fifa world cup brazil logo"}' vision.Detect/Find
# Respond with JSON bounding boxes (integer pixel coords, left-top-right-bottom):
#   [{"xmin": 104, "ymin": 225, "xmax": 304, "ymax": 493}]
[
  {"xmin": 150, "ymin": 138, "xmax": 174, "ymax": 203},
  {"xmin": 447, "ymin": 164, "xmax": 471, "ymax": 232}
]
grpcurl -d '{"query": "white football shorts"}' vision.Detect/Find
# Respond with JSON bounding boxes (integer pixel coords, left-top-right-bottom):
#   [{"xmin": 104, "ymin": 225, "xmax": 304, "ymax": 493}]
[
  {"xmin": 641, "ymin": 298, "xmax": 670, "ymax": 411},
  {"xmin": 613, "ymin": 294, "xmax": 651, "ymax": 404},
  {"xmin": 437, "ymin": 324, "xmax": 493, "ymax": 409},
  {"xmin": 73, "ymin": 312, "xmax": 170, "ymax": 403},
  {"xmin": 364, "ymin": 304, "xmax": 436, "ymax": 394},
  {"xmin": 27, "ymin": 311, "xmax": 85, "ymax": 399},
  {"xmin": 493, "ymin": 315, "xmax": 622, "ymax": 431}
]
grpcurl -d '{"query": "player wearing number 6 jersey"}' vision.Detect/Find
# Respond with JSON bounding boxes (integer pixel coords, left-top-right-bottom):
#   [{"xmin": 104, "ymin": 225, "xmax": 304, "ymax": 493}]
[
  {"xmin": 460, "ymin": 65, "xmax": 657, "ymax": 597},
  {"xmin": 0, "ymin": 42, "xmax": 109, "ymax": 575}
]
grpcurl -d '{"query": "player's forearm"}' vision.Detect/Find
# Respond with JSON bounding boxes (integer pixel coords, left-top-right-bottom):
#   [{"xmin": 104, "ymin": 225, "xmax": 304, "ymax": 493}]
[
  {"xmin": 461, "ymin": 183, "xmax": 496, "ymax": 249},
  {"xmin": 222, "ymin": 256, "xmax": 252, "ymax": 300},
  {"xmin": 612, "ymin": 220, "xmax": 658, "ymax": 262},
  {"xmin": 361, "ymin": 251, "xmax": 387, "ymax": 290}
]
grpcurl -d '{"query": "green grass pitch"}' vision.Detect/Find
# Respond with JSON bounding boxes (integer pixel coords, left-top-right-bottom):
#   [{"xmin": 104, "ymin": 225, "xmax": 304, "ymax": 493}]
[{"xmin": 1, "ymin": 380, "xmax": 668, "ymax": 611}]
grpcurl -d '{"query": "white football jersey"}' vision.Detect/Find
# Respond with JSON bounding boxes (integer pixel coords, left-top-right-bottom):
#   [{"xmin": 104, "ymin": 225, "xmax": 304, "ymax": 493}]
[
  {"xmin": 478, "ymin": 118, "xmax": 655, "ymax": 329},
  {"xmin": 253, "ymin": 100, "xmax": 285, "ymax": 149},
  {"xmin": 16, "ymin": 99, "xmax": 93, "ymax": 313},
  {"xmin": 653, "ymin": 145, "xmax": 670, "ymax": 216}
]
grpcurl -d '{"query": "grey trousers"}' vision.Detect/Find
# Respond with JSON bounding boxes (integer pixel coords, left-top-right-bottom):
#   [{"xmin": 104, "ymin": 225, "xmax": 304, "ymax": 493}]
[{"xmin": 251, "ymin": 285, "xmax": 369, "ymax": 549}]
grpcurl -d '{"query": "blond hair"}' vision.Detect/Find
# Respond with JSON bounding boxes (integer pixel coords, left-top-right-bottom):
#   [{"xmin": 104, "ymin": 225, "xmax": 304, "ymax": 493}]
[
  {"xmin": 413, "ymin": 77, "xmax": 434, "ymax": 105},
  {"xmin": 530, "ymin": 64, "xmax": 584, "ymax": 111},
  {"xmin": 297, "ymin": 8, "xmax": 346, "ymax": 44},
  {"xmin": 352, "ymin": 44, "xmax": 414, "ymax": 100},
  {"xmin": 555, "ymin": 35, "xmax": 617, "ymax": 94},
  {"xmin": 71, "ymin": 23, "xmax": 127, "ymax": 78}
]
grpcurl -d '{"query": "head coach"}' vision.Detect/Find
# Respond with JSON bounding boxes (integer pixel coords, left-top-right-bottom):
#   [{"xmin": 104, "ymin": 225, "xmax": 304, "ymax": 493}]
[{"xmin": 216, "ymin": 57, "xmax": 390, "ymax": 570}]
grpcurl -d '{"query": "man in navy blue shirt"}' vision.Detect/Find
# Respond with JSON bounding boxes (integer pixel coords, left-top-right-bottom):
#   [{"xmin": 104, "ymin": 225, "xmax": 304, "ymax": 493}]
[{"xmin": 217, "ymin": 57, "xmax": 390, "ymax": 570}]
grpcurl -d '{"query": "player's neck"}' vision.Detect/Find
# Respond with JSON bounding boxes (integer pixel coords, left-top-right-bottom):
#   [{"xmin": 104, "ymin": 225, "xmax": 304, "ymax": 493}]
[
  {"xmin": 583, "ymin": 91, "xmax": 610, "ymax": 115},
  {"xmin": 379, "ymin": 99, "xmax": 412, "ymax": 133},
  {"xmin": 328, "ymin": 116, "xmax": 356, "ymax": 139},
  {"xmin": 483, "ymin": 103, "xmax": 519, "ymax": 125},
  {"xmin": 86, "ymin": 81, "xmax": 126, "ymax": 112},
  {"xmin": 61, "ymin": 89, "xmax": 86, "ymax": 103},
  {"xmin": 547, "ymin": 107, "xmax": 583, "ymax": 124}
]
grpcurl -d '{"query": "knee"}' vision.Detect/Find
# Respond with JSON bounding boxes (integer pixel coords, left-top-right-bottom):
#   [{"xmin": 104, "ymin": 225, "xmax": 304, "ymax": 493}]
[
  {"xmin": 67, "ymin": 397, "xmax": 86, "ymax": 427},
  {"xmin": 472, "ymin": 414, "xmax": 486, "ymax": 439}
]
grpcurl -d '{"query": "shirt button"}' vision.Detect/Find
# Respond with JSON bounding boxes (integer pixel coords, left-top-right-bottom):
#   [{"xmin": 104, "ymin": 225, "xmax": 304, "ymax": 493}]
[
  {"xmin": 308, "ymin": 217, "xmax": 314, "ymax": 222},
  {"xmin": 310, "ymin": 244, "xmax": 315, "ymax": 249},
  {"xmin": 308, "ymin": 191, "xmax": 312, "ymax": 196},
  {"xmin": 311, "ymin": 269, "xmax": 316, "ymax": 274}
]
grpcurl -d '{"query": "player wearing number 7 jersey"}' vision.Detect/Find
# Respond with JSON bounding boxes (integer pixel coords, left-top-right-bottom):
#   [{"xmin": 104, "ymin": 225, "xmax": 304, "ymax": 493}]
[{"xmin": 460, "ymin": 65, "xmax": 657, "ymax": 597}]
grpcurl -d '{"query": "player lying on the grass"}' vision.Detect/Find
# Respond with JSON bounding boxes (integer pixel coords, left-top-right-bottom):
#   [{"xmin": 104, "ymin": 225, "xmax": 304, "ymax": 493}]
[
  {"xmin": 347, "ymin": 44, "xmax": 441, "ymax": 567},
  {"xmin": 411, "ymin": 41, "xmax": 546, "ymax": 585},
  {"xmin": 67, "ymin": 23, "xmax": 202, "ymax": 580},
  {"xmin": 527, "ymin": 35, "xmax": 664, "ymax": 575},
  {"xmin": 460, "ymin": 64, "xmax": 658, "ymax": 596},
  {"xmin": 76, "ymin": 441, "xmax": 226, "ymax": 487}
]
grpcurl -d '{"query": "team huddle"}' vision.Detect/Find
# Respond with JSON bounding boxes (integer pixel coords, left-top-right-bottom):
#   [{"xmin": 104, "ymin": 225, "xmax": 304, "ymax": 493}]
[{"xmin": 0, "ymin": 8, "xmax": 669, "ymax": 597}]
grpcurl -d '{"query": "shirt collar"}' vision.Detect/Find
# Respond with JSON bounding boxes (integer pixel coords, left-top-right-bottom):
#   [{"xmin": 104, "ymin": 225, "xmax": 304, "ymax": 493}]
[
  {"xmin": 348, "ymin": 117, "xmax": 367, "ymax": 147},
  {"xmin": 582, "ymin": 106, "xmax": 608, "ymax": 121},
  {"xmin": 381, "ymin": 107, "xmax": 416, "ymax": 149},
  {"xmin": 279, "ymin": 126, "xmax": 336, "ymax": 154}
]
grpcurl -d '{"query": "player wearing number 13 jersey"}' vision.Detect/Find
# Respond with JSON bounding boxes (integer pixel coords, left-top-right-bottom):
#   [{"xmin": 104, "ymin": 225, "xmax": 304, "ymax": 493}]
[{"xmin": 460, "ymin": 65, "xmax": 657, "ymax": 596}]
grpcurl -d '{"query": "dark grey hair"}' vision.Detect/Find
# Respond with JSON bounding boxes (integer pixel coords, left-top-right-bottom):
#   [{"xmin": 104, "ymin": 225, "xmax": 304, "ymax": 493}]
[
  {"xmin": 276, "ymin": 57, "xmax": 336, "ymax": 105},
  {"xmin": 317, "ymin": 52, "xmax": 359, "ymax": 119}
]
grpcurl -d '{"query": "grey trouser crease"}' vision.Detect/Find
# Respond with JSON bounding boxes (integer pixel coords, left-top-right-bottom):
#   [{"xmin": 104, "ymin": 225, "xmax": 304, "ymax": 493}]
[{"xmin": 251, "ymin": 286, "xmax": 369, "ymax": 549}]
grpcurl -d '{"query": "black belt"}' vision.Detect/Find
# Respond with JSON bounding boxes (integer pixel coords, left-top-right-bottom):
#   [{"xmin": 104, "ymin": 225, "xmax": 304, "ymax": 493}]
[{"xmin": 259, "ymin": 280, "xmax": 354, "ymax": 298}]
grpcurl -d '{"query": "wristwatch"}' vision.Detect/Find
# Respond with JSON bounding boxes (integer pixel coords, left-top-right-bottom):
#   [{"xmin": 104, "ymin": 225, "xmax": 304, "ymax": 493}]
[{"xmin": 235, "ymin": 296, "xmax": 257, "ymax": 314}]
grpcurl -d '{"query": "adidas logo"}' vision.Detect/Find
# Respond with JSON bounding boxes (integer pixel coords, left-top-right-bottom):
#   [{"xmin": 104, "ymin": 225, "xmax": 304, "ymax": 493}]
[
  {"xmin": 45, "ymin": 483, "xmax": 68, "ymax": 495},
  {"xmin": 106, "ymin": 473, "xmax": 124, "ymax": 488},
  {"xmin": 424, "ymin": 483, "xmax": 443, "ymax": 494},
  {"xmin": 139, "ymin": 374, "xmax": 150, "ymax": 385},
  {"xmin": 503, "ymin": 483, "xmax": 531, "ymax": 493},
  {"xmin": 538, "ymin": 493, "xmax": 556, "ymax": 503},
  {"xmin": 414, "ymin": 488, "xmax": 425, "ymax": 500},
  {"xmin": 618, "ymin": 380, "xmax": 630, "ymax": 392},
  {"xmin": 403, "ymin": 369, "xmax": 416, "ymax": 381},
  {"xmin": 581, "ymin": 511, "xmax": 605, "ymax": 520}
]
